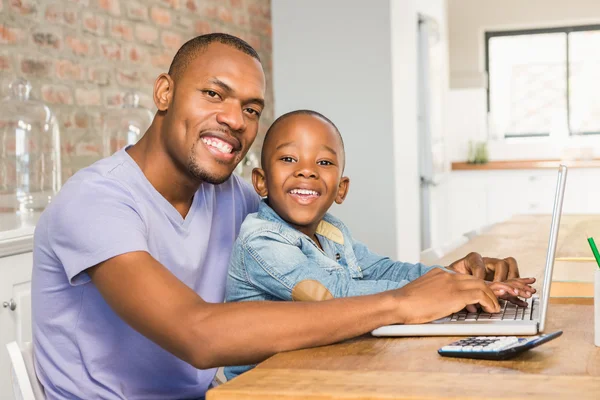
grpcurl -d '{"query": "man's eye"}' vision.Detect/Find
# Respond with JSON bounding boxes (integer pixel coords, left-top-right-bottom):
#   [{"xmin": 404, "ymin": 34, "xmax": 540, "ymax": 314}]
[
  {"xmin": 280, "ymin": 157, "xmax": 297, "ymax": 163},
  {"xmin": 204, "ymin": 90, "xmax": 220, "ymax": 98},
  {"xmin": 245, "ymin": 108, "xmax": 261, "ymax": 117},
  {"xmin": 317, "ymin": 160, "xmax": 333, "ymax": 166}
]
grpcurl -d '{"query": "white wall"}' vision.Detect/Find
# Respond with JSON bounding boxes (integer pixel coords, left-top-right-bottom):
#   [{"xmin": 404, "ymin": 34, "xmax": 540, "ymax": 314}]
[{"xmin": 272, "ymin": 0, "xmax": 448, "ymax": 261}]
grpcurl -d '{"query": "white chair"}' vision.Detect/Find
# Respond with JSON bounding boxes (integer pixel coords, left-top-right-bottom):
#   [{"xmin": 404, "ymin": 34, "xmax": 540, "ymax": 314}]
[{"xmin": 6, "ymin": 341, "xmax": 45, "ymax": 400}]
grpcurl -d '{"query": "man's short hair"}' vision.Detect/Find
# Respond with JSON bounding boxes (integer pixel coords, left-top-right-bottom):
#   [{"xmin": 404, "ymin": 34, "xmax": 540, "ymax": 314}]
[
  {"xmin": 168, "ymin": 33, "xmax": 261, "ymax": 81},
  {"xmin": 261, "ymin": 110, "xmax": 345, "ymax": 169}
]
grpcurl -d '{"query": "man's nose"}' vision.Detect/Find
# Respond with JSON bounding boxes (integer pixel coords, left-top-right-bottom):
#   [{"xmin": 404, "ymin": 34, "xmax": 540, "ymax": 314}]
[{"xmin": 216, "ymin": 102, "xmax": 246, "ymax": 132}]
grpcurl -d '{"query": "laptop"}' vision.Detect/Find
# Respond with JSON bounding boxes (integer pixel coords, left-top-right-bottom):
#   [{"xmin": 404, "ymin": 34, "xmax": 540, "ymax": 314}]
[{"xmin": 372, "ymin": 164, "xmax": 568, "ymax": 337}]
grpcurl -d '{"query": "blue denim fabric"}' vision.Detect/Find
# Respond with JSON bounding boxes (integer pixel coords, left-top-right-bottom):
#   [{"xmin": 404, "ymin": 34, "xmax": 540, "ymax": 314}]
[{"xmin": 224, "ymin": 200, "xmax": 445, "ymax": 379}]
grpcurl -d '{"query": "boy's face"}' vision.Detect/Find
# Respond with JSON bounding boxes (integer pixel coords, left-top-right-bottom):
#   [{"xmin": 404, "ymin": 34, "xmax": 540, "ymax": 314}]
[{"xmin": 253, "ymin": 114, "xmax": 349, "ymax": 234}]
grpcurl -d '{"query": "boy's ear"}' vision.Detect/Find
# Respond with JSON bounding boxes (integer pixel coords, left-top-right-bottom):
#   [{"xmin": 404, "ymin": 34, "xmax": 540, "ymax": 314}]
[
  {"xmin": 252, "ymin": 167, "xmax": 268, "ymax": 197},
  {"xmin": 334, "ymin": 176, "xmax": 350, "ymax": 204}
]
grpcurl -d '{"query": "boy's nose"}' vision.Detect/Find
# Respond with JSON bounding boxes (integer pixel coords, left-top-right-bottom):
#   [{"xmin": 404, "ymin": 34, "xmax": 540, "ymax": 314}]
[{"xmin": 294, "ymin": 167, "xmax": 319, "ymax": 179}]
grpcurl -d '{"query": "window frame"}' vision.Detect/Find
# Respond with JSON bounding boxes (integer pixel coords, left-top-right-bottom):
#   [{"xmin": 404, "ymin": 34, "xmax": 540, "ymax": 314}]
[{"xmin": 485, "ymin": 24, "xmax": 600, "ymax": 138}]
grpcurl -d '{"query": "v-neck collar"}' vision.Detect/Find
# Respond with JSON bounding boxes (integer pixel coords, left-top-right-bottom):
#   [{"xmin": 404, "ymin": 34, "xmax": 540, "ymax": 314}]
[{"xmin": 120, "ymin": 147, "xmax": 200, "ymax": 229}]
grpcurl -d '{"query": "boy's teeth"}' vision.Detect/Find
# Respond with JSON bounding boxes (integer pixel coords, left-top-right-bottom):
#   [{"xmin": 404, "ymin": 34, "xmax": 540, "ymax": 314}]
[
  {"xmin": 290, "ymin": 189, "xmax": 319, "ymax": 196},
  {"xmin": 201, "ymin": 138, "xmax": 233, "ymax": 154}
]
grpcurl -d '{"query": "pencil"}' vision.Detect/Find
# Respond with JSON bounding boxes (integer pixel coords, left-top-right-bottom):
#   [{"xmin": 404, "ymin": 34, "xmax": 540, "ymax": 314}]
[{"xmin": 586, "ymin": 237, "xmax": 600, "ymax": 269}]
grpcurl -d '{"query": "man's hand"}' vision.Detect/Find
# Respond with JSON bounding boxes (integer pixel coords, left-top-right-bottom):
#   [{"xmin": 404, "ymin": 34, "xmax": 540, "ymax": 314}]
[
  {"xmin": 447, "ymin": 252, "xmax": 520, "ymax": 281},
  {"xmin": 392, "ymin": 268, "xmax": 501, "ymax": 324}
]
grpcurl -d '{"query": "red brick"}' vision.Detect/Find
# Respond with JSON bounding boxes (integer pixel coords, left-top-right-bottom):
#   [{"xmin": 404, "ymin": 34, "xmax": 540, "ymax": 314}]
[
  {"xmin": 64, "ymin": 9, "xmax": 77, "ymax": 25},
  {"xmin": 194, "ymin": 20, "xmax": 212, "ymax": 35},
  {"xmin": 116, "ymin": 70, "xmax": 140, "ymax": 87},
  {"xmin": 0, "ymin": 55, "xmax": 12, "ymax": 71},
  {"xmin": 217, "ymin": 7, "xmax": 232, "ymax": 23},
  {"xmin": 56, "ymin": 60, "xmax": 85, "ymax": 81},
  {"xmin": 32, "ymin": 31, "xmax": 62, "ymax": 50},
  {"xmin": 124, "ymin": 44, "xmax": 147, "ymax": 63},
  {"xmin": 105, "ymin": 90, "xmax": 125, "ymax": 107},
  {"xmin": 161, "ymin": 31, "xmax": 182, "ymax": 51},
  {"xmin": 44, "ymin": 3, "xmax": 62, "ymax": 23},
  {"xmin": 75, "ymin": 88, "xmax": 102, "ymax": 106},
  {"xmin": 151, "ymin": 51, "xmax": 173, "ymax": 69},
  {"xmin": 70, "ymin": 0, "xmax": 90, "ymax": 6},
  {"xmin": 41, "ymin": 84, "xmax": 73, "ymax": 105},
  {"xmin": 143, "ymin": 70, "xmax": 161, "ymax": 85},
  {"xmin": 83, "ymin": 13, "xmax": 106, "ymax": 36},
  {"xmin": 248, "ymin": 1, "xmax": 270, "ymax": 19},
  {"xmin": 9, "ymin": 0, "xmax": 37, "ymax": 15},
  {"xmin": 125, "ymin": 1, "xmax": 147, "ymax": 20},
  {"xmin": 0, "ymin": 24, "xmax": 25, "ymax": 44},
  {"xmin": 110, "ymin": 20, "xmax": 133, "ymax": 41},
  {"xmin": 98, "ymin": 0, "xmax": 120, "ymax": 16},
  {"xmin": 137, "ymin": 92, "xmax": 155, "ymax": 110},
  {"xmin": 229, "ymin": 0, "xmax": 243, "ymax": 8},
  {"xmin": 150, "ymin": 7, "xmax": 172, "ymax": 27},
  {"xmin": 72, "ymin": 110, "xmax": 101, "ymax": 129},
  {"xmin": 175, "ymin": 15, "xmax": 193, "ymax": 30},
  {"xmin": 88, "ymin": 67, "xmax": 112, "ymax": 86},
  {"xmin": 185, "ymin": 0, "xmax": 197, "ymax": 12},
  {"xmin": 135, "ymin": 24, "xmax": 158, "ymax": 44},
  {"xmin": 65, "ymin": 36, "xmax": 95, "ymax": 56},
  {"xmin": 250, "ymin": 17, "xmax": 271, "ymax": 37},
  {"xmin": 100, "ymin": 41, "xmax": 122, "ymax": 61},
  {"xmin": 20, "ymin": 57, "xmax": 53, "ymax": 78},
  {"xmin": 201, "ymin": 4, "xmax": 217, "ymax": 19},
  {"xmin": 235, "ymin": 14, "xmax": 249, "ymax": 30},
  {"xmin": 161, "ymin": 0, "xmax": 179, "ymax": 10}
]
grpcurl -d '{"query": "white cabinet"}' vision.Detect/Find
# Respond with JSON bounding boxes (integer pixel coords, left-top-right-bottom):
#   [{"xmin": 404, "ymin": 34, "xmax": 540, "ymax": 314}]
[
  {"xmin": 0, "ymin": 251, "xmax": 33, "ymax": 400},
  {"xmin": 432, "ymin": 168, "xmax": 600, "ymax": 249}
]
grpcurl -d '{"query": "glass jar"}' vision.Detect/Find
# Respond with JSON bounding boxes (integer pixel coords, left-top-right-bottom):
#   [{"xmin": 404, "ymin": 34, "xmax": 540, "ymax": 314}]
[
  {"xmin": 102, "ymin": 91, "xmax": 153, "ymax": 156},
  {"xmin": 0, "ymin": 78, "xmax": 61, "ymax": 228}
]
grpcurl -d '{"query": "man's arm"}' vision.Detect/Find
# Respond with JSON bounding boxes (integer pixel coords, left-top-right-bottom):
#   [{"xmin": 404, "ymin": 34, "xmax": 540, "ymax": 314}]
[{"xmin": 88, "ymin": 251, "xmax": 501, "ymax": 370}]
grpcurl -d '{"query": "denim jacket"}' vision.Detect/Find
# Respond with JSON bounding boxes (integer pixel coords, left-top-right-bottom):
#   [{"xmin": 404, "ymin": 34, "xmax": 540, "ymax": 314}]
[{"xmin": 224, "ymin": 200, "xmax": 445, "ymax": 379}]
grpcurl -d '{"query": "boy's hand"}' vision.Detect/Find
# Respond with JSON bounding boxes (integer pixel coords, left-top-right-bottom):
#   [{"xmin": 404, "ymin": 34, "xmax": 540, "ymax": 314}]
[
  {"xmin": 447, "ymin": 252, "xmax": 520, "ymax": 281},
  {"xmin": 487, "ymin": 277, "xmax": 536, "ymax": 307},
  {"xmin": 391, "ymin": 268, "xmax": 500, "ymax": 325}
]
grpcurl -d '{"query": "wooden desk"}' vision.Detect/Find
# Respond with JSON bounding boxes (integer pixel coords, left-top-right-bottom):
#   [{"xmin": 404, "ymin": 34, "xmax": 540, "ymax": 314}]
[{"xmin": 208, "ymin": 215, "xmax": 600, "ymax": 400}]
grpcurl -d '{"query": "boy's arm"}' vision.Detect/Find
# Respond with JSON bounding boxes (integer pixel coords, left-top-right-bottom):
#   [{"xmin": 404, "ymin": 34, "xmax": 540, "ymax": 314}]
[
  {"xmin": 241, "ymin": 234, "xmax": 408, "ymax": 300},
  {"xmin": 354, "ymin": 240, "xmax": 447, "ymax": 282}
]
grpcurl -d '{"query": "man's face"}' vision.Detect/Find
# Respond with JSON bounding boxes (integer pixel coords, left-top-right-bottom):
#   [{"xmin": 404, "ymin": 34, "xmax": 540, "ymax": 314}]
[
  {"xmin": 256, "ymin": 115, "xmax": 349, "ymax": 233},
  {"xmin": 163, "ymin": 43, "xmax": 266, "ymax": 184}
]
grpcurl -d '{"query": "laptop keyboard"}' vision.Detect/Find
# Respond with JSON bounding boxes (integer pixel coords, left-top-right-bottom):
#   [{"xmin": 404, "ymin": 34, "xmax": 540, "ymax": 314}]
[{"xmin": 445, "ymin": 296, "xmax": 540, "ymax": 322}]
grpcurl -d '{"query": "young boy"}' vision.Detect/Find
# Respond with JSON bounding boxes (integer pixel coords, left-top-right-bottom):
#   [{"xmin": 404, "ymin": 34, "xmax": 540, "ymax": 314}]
[{"xmin": 224, "ymin": 110, "xmax": 535, "ymax": 379}]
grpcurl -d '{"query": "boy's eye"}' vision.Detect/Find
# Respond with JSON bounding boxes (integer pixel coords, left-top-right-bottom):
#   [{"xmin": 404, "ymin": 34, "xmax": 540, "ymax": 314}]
[
  {"xmin": 317, "ymin": 160, "xmax": 334, "ymax": 166},
  {"xmin": 280, "ymin": 156, "xmax": 297, "ymax": 163}
]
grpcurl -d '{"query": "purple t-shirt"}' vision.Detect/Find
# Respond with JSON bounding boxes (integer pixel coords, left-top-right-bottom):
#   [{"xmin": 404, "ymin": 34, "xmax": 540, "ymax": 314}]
[{"xmin": 32, "ymin": 147, "xmax": 259, "ymax": 399}]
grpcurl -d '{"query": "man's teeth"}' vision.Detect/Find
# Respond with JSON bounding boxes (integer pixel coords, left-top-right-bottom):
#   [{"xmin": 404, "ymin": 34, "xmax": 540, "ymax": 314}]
[
  {"xmin": 202, "ymin": 138, "xmax": 233, "ymax": 154},
  {"xmin": 290, "ymin": 189, "xmax": 319, "ymax": 196}
]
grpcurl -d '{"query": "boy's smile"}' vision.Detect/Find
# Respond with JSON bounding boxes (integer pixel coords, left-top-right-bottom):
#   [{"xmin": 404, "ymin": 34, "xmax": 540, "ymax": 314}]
[{"xmin": 252, "ymin": 112, "xmax": 349, "ymax": 240}]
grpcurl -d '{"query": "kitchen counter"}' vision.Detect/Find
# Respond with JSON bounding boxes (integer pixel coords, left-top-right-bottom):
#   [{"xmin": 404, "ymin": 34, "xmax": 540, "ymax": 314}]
[
  {"xmin": 451, "ymin": 158, "xmax": 600, "ymax": 170},
  {"xmin": 0, "ymin": 213, "xmax": 40, "ymax": 257}
]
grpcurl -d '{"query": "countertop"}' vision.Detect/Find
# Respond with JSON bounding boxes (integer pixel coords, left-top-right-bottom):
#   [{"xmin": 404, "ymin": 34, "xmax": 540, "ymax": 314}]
[
  {"xmin": 0, "ymin": 212, "xmax": 40, "ymax": 257},
  {"xmin": 452, "ymin": 158, "xmax": 600, "ymax": 170}
]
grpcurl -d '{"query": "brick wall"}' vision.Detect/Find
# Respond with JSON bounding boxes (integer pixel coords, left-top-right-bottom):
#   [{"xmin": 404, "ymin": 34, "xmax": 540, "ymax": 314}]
[{"xmin": 0, "ymin": 0, "xmax": 273, "ymax": 181}]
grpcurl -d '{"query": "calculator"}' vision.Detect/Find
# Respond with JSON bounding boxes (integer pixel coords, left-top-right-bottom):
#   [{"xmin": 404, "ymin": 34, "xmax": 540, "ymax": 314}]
[{"xmin": 438, "ymin": 331, "xmax": 563, "ymax": 360}]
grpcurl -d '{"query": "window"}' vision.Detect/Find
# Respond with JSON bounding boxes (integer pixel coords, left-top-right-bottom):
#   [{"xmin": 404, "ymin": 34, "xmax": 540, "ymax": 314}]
[{"xmin": 486, "ymin": 25, "xmax": 600, "ymax": 138}]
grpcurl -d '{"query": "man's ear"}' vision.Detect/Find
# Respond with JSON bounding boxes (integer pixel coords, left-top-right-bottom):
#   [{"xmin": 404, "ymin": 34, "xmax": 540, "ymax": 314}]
[
  {"xmin": 252, "ymin": 167, "xmax": 268, "ymax": 197},
  {"xmin": 334, "ymin": 176, "xmax": 350, "ymax": 204},
  {"xmin": 154, "ymin": 73, "xmax": 174, "ymax": 112}
]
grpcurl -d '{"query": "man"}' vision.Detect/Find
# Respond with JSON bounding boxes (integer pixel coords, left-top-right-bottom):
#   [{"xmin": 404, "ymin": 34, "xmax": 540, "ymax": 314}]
[{"xmin": 32, "ymin": 34, "xmax": 524, "ymax": 400}]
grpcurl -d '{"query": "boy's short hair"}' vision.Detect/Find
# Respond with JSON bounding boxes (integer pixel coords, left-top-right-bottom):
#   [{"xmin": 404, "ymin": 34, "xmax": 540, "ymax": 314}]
[{"xmin": 261, "ymin": 110, "xmax": 345, "ymax": 169}]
